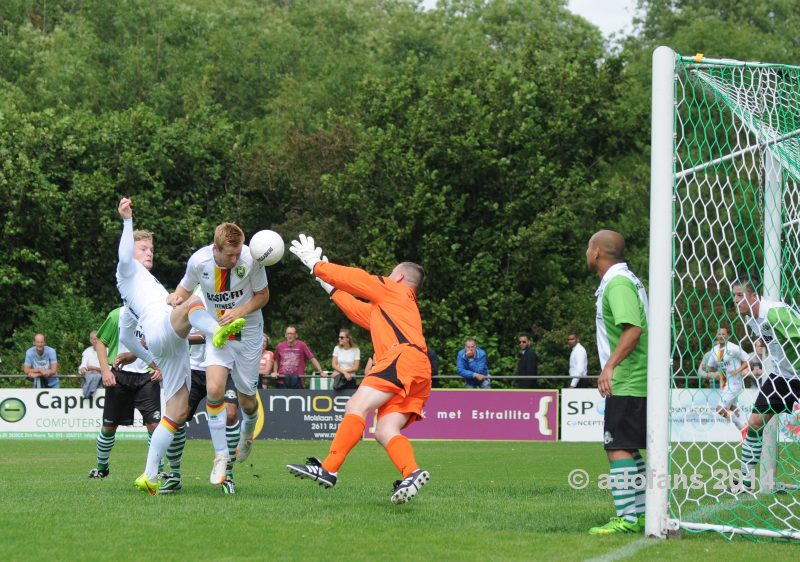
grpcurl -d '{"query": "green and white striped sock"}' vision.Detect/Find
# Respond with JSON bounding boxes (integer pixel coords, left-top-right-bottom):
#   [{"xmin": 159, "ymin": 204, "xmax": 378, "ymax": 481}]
[
  {"xmin": 226, "ymin": 420, "xmax": 240, "ymax": 478},
  {"xmin": 96, "ymin": 430, "xmax": 115, "ymax": 470},
  {"xmin": 741, "ymin": 427, "xmax": 762, "ymax": 482},
  {"xmin": 609, "ymin": 458, "xmax": 639, "ymax": 524},
  {"xmin": 165, "ymin": 426, "xmax": 187, "ymax": 477},
  {"xmin": 632, "ymin": 450, "xmax": 646, "ymax": 516}
]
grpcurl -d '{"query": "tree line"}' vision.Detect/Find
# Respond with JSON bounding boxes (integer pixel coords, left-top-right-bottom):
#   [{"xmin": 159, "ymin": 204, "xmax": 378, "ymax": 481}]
[{"xmin": 1, "ymin": 0, "xmax": 798, "ymax": 384}]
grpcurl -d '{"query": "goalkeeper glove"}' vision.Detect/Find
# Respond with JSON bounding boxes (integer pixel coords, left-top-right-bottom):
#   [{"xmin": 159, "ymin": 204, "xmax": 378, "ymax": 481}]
[{"xmin": 289, "ymin": 233, "xmax": 323, "ymax": 273}]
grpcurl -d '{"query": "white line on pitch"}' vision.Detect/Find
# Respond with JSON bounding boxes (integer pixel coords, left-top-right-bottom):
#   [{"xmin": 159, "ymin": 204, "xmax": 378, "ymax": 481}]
[{"xmin": 584, "ymin": 537, "xmax": 655, "ymax": 562}]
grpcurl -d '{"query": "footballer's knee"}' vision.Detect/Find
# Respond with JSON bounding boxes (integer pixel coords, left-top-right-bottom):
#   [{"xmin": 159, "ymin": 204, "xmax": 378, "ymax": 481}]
[{"xmin": 373, "ymin": 425, "xmax": 397, "ymax": 447}]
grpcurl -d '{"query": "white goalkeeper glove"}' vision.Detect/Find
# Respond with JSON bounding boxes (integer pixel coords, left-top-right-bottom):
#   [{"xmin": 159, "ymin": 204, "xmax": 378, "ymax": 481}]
[
  {"xmin": 315, "ymin": 256, "xmax": 334, "ymax": 294},
  {"xmin": 289, "ymin": 233, "xmax": 323, "ymax": 273}
]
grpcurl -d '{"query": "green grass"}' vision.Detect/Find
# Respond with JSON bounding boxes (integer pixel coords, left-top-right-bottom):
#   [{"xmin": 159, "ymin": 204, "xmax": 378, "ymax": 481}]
[{"xmin": 0, "ymin": 440, "xmax": 797, "ymax": 561}]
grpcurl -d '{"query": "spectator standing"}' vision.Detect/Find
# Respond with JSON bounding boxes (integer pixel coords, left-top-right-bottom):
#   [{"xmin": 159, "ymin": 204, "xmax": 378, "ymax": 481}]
[
  {"xmin": 426, "ymin": 339, "xmax": 440, "ymax": 389},
  {"xmin": 79, "ymin": 331, "xmax": 103, "ymax": 398},
  {"xmin": 516, "ymin": 332, "xmax": 538, "ymax": 389},
  {"xmin": 259, "ymin": 334, "xmax": 275, "ymax": 389},
  {"xmin": 332, "ymin": 328, "xmax": 360, "ymax": 389},
  {"xmin": 24, "ymin": 333, "xmax": 59, "ymax": 389},
  {"xmin": 456, "ymin": 338, "xmax": 491, "ymax": 389},
  {"xmin": 273, "ymin": 325, "xmax": 323, "ymax": 389},
  {"xmin": 567, "ymin": 333, "xmax": 589, "ymax": 388}
]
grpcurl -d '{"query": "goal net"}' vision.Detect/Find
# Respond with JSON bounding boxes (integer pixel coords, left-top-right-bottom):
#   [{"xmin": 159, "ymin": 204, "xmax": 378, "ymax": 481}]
[{"xmin": 647, "ymin": 47, "xmax": 800, "ymax": 541}]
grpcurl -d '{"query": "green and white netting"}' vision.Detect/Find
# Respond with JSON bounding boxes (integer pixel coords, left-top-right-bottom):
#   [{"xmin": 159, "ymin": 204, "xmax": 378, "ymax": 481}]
[{"xmin": 670, "ymin": 54, "xmax": 800, "ymax": 541}]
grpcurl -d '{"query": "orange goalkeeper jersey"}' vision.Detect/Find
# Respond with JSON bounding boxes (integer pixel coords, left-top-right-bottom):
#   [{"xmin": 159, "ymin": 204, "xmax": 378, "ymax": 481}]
[{"xmin": 315, "ymin": 262, "xmax": 428, "ymax": 365}]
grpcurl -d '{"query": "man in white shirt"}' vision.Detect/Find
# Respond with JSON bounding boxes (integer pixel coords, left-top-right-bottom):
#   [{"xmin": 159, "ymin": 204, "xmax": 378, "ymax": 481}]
[
  {"xmin": 79, "ymin": 331, "xmax": 102, "ymax": 398},
  {"xmin": 568, "ymin": 333, "xmax": 588, "ymax": 388}
]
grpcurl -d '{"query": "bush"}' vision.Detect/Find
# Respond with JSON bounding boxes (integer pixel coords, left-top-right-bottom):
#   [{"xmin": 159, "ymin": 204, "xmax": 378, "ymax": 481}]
[{"xmin": 1, "ymin": 288, "xmax": 105, "ymax": 386}]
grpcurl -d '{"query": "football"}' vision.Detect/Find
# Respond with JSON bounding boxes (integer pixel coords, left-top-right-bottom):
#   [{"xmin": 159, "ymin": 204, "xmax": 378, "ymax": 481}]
[{"xmin": 249, "ymin": 229, "xmax": 285, "ymax": 266}]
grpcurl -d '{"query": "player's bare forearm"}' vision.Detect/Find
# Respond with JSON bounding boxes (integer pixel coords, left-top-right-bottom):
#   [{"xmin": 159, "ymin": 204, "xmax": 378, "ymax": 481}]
[
  {"xmin": 606, "ymin": 325, "xmax": 642, "ymax": 369},
  {"xmin": 598, "ymin": 325, "xmax": 642, "ymax": 397}
]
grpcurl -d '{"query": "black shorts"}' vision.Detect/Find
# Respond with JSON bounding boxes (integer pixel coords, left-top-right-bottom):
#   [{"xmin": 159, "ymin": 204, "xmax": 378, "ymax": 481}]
[
  {"xmin": 187, "ymin": 369, "xmax": 238, "ymax": 419},
  {"xmin": 753, "ymin": 375, "xmax": 800, "ymax": 415},
  {"xmin": 102, "ymin": 369, "xmax": 161, "ymax": 426},
  {"xmin": 603, "ymin": 395, "xmax": 647, "ymax": 451}
]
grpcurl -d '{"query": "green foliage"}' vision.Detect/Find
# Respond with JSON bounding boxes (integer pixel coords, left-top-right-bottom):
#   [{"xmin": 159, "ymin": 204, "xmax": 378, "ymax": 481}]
[
  {"xmin": 1, "ymin": 287, "xmax": 103, "ymax": 382},
  {"xmin": 1, "ymin": 0, "xmax": 795, "ymax": 381}
]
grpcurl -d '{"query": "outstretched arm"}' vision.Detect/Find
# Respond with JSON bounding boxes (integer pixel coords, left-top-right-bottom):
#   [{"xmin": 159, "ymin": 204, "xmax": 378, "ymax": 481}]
[
  {"xmin": 315, "ymin": 261, "xmax": 389, "ymax": 303},
  {"xmin": 117, "ymin": 198, "xmax": 136, "ymax": 278},
  {"xmin": 331, "ymin": 290, "xmax": 371, "ymax": 330}
]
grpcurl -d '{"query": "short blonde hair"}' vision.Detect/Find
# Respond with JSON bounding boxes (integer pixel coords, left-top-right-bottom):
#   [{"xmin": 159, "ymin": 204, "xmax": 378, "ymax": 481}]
[{"xmin": 133, "ymin": 230, "xmax": 153, "ymax": 243}]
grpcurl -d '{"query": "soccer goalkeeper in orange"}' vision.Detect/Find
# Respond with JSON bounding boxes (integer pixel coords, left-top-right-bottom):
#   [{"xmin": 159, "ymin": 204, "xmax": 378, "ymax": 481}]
[{"xmin": 286, "ymin": 234, "xmax": 432, "ymax": 504}]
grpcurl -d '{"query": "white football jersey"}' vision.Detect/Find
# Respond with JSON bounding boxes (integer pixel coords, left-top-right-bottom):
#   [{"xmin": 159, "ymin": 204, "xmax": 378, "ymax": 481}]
[
  {"xmin": 178, "ymin": 244, "xmax": 267, "ymax": 338},
  {"xmin": 116, "ymin": 220, "xmax": 169, "ymax": 323}
]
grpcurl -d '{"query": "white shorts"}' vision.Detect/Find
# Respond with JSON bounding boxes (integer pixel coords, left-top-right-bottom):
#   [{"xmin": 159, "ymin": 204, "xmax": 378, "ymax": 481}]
[
  {"xmin": 142, "ymin": 306, "xmax": 190, "ymax": 402},
  {"xmin": 718, "ymin": 378, "xmax": 744, "ymax": 410},
  {"xmin": 204, "ymin": 334, "xmax": 261, "ymax": 396}
]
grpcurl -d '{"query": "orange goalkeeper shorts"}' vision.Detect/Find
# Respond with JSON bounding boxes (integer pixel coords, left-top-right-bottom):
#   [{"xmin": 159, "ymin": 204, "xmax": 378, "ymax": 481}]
[{"xmin": 362, "ymin": 344, "xmax": 432, "ymax": 427}]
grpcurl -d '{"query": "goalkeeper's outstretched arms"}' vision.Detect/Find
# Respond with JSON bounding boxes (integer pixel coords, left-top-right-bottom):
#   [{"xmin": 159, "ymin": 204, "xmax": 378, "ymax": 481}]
[
  {"xmin": 309, "ymin": 255, "xmax": 372, "ymax": 330},
  {"xmin": 290, "ymin": 233, "xmax": 392, "ymax": 303}
]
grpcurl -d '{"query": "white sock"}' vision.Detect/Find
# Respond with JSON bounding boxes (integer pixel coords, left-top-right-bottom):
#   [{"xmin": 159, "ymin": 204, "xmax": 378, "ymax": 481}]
[
  {"xmin": 207, "ymin": 406, "xmax": 230, "ymax": 457},
  {"xmin": 188, "ymin": 305, "xmax": 219, "ymax": 338},
  {"xmin": 145, "ymin": 421, "xmax": 177, "ymax": 480}
]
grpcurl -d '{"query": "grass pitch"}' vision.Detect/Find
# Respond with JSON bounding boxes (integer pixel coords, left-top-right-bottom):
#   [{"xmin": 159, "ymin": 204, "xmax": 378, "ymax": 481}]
[{"xmin": 0, "ymin": 440, "xmax": 796, "ymax": 561}]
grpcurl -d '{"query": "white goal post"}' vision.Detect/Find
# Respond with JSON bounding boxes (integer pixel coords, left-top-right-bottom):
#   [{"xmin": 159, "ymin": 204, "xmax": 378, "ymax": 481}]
[{"xmin": 647, "ymin": 46, "xmax": 800, "ymax": 541}]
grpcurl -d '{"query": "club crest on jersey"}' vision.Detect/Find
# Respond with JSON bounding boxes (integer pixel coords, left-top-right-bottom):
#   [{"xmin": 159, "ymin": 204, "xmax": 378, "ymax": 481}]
[{"xmin": 235, "ymin": 266, "xmax": 246, "ymax": 279}]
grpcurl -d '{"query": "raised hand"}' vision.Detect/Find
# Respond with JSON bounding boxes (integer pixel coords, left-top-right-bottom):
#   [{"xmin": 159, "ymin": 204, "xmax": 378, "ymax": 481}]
[{"xmin": 289, "ymin": 233, "xmax": 323, "ymax": 273}]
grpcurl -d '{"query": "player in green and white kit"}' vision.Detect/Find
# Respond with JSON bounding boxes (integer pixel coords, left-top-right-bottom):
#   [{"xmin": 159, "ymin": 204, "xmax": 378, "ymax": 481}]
[
  {"xmin": 703, "ymin": 326, "xmax": 750, "ymax": 434},
  {"xmin": 586, "ymin": 230, "xmax": 648, "ymax": 535},
  {"xmin": 88, "ymin": 306, "xmax": 162, "ymax": 479},
  {"xmin": 731, "ymin": 278, "xmax": 800, "ymax": 491}
]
